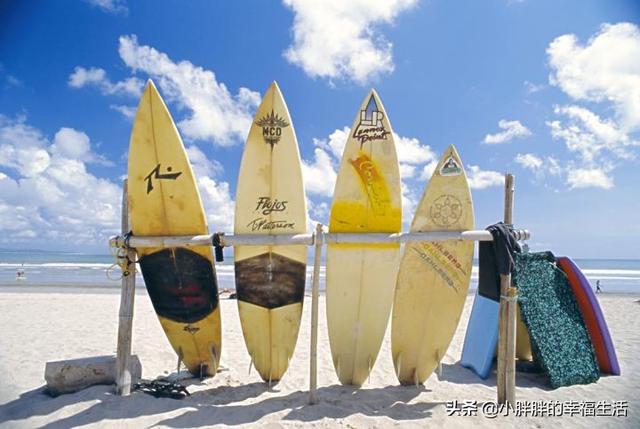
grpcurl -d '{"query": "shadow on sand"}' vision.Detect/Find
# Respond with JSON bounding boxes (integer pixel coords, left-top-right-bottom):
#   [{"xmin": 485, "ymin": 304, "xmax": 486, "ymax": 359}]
[
  {"xmin": 0, "ymin": 382, "xmax": 440, "ymax": 428},
  {"xmin": 439, "ymin": 360, "xmax": 553, "ymax": 391}
]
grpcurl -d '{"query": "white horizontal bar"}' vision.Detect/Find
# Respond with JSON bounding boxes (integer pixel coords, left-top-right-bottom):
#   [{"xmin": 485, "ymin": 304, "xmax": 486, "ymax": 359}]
[
  {"xmin": 324, "ymin": 230, "xmax": 495, "ymax": 244},
  {"xmin": 110, "ymin": 229, "xmax": 530, "ymax": 249}
]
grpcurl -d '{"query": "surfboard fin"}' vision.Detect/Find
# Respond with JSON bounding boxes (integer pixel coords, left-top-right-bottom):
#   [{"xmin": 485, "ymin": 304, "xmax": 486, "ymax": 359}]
[
  {"xmin": 414, "ymin": 369, "xmax": 419, "ymax": 388},
  {"xmin": 210, "ymin": 346, "xmax": 219, "ymax": 374},
  {"xmin": 367, "ymin": 357, "xmax": 373, "ymax": 384},
  {"xmin": 395, "ymin": 354, "xmax": 402, "ymax": 380},
  {"xmin": 248, "ymin": 355, "xmax": 254, "ymax": 376},
  {"xmin": 177, "ymin": 347, "xmax": 183, "ymax": 374}
]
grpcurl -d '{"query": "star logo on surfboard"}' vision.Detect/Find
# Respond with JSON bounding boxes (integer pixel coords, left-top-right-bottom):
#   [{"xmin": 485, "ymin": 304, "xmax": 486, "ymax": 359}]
[
  {"xmin": 255, "ymin": 110, "xmax": 289, "ymax": 147},
  {"xmin": 144, "ymin": 163, "xmax": 183, "ymax": 194},
  {"xmin": 353, "ymin": 95, "xmax": 390, "ymax": 144}
]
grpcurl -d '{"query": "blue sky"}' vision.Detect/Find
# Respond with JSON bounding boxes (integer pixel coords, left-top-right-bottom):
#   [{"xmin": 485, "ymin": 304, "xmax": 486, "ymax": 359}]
[{"xmin": 0, "ymin": 0, "xmax": 639, "ymax": 257}]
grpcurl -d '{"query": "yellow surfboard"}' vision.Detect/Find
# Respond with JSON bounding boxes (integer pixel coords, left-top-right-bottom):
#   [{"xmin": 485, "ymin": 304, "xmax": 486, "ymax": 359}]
[
  {"xmin": 128, "ymin": 80, "xmax": 221, "ymax": 377},
  {"xmin": 326, "ymin": 89, "xmax": 402, "ymax": 386},
  {"xmin": 391, "ymin": 145, "xmax": 474, "ymax": 385},
  {"xmin": 234, "ymin": 82, "xmax": 307, "ymax": 383}
]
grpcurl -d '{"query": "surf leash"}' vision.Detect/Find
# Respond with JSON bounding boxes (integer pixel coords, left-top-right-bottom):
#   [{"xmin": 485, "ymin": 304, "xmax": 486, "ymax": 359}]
[
  {"xmin": 107, "ymin": 231, "xmax": 137, "ymax": 280},
  {"xmin": 133, "ymin": 379, "xmax": 191, "ymax": 400}
]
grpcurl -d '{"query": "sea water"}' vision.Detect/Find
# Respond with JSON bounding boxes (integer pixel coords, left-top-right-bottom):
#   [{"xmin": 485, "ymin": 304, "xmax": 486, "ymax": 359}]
[{"xmin": 0, "ymin": 250, "xmax": 639, "ymax": 294}]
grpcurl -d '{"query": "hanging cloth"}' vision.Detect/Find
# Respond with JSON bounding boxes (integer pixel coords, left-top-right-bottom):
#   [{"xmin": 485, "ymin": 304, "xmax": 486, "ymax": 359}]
[{"xmin": 478, "ymin": 222, "xmax": 521, "ymax": 302}]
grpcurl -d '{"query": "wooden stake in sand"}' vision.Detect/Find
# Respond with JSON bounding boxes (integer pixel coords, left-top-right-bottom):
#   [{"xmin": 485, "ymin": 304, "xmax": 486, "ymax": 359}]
[
  {"xmin": 309, "ymin": 223, "xmax": 323, "ymax": 405},
  {"xmin": 115, "ymin": 180, "xmax": 137, "ymax": 396},
  {"xmin": 497, "ymin": 174, "xmax": 517, "ymax": 405}
]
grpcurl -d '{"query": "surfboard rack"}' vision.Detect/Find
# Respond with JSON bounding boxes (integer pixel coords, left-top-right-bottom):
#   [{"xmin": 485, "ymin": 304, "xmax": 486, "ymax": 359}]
[
  {"xmin": 112, "ymin": 174, "xmax": 527, "ymax": 406},
  {"xmin": 109, "ymin": 229, "xmax": 530, "ymax": 249}
]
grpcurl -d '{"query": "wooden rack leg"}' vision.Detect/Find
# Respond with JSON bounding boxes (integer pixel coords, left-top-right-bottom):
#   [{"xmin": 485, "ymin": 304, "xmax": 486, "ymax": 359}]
[
  {"xmin": 116, "ymin": 180, "xmax": 137, "ymax": 396},
  {"xmin": 308, "ymin": 223, "xmax": 323, "ymax": 404},
  {"xmin": 497, "ymin": 174, "xmax": 517, "ymax": 404}
]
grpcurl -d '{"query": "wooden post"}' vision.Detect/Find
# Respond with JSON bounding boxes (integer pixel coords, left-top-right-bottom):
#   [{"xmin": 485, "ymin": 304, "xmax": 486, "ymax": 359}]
[
  {"xmin": 115, "ymin": 180, "xmax": 137, "ymax": 396},
  {"xmin": 497, "ymin": 174, "xmax": 517, "ymax": 404},
  {"xmin": 308, "ymin": 223, "xmax": 323, "ymax": 404}
]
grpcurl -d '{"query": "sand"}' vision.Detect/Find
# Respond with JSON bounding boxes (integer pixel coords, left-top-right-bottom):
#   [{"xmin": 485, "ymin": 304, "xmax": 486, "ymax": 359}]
[{"xmin": 0, "ymin": 286, "xmax": 637, "ymax": 428}]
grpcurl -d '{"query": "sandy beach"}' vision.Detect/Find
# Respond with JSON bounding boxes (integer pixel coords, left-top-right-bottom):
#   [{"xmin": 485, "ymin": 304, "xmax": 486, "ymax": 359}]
[{"xmin": 0, "ymin": 286, "xmax": 637, "ymax": 428}]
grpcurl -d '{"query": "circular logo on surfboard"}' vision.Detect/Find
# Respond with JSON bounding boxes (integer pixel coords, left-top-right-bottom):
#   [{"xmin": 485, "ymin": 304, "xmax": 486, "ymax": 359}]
[{"xmin": 430, "ymin": 194, "xmax": 463, "ymax": 226}]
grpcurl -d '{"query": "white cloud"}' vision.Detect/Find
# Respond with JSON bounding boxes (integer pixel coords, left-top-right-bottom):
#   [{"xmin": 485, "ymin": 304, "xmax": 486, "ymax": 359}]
[
  {"xmin": 547, "ymin": 22, "xmax": 640, "ymax": 131},
  {"xmin": 515, "ymin": 153, "xmax": 543, "ymax": 170},
  {"xmin": 515, "ymin": 153, "xmax": 562, "ymax": 181},
  {"xmin": 399, "ymin": 163, "xmax": 416, "ymax": 179},
  {"xmin": 118, "ymin": 35, "xmax": 260, "ymax": 146},
  {"xmin": 547, "ymin": 105, "xmax": 637, "ymax": 164},
  {"xmin": 0, "ymin": 115, "xmax": 51, "ymax": 177},
  {"xmin": 109, "ymin": 104, "xmax": 136, "ymax": 119},
  {"xmin": 52, "ymin": 128, "xmax": 91, "ymax": 160},
  {"xmin": 483, "ymin": 119, "xmax": 532, "ymax": 144},
  {"xmin": 197, "ymin": 176, "xmax": 235, "ymax": 233},
  {"xmin": 0, "ymin": 116, "xmax": 234, "ymax": 248},
  {"xmin": 301, "ymin": 148, "xmax": 338, "ymax": 197},
  {"xmin": 395, "ymin": 134, "xmax": 437, "ymax": 165},
  {"xmin": 567, "ymin": 168, "xmax": 614, "ymax": 190},
  {"xmin": 466, "ymin": 165, "xmax": 504, "ymax": 189},
  {"xmin": 0, "ymin": 116, "xmax": 121, "ymax": 247},
  {"xmin": 314, "ymin": 127, "xmax": 350, "ymax": 159},
  {"xmin": 283, "ymin": 0, "xmax": 418, "ymax": 84},
  {"xmin": 84, "ymin": 0, "xmax": 128, "ymax": 15},
  {"xmin": 418, "ymin": 160, "xmax": 439, "ymax": 181},
  {"xmin": 186, "ymin": 145, "xmax": 223, "ymax": 179},
  {"xmin": 69, "ymin": 67, "xmax": 142, "ymax": 97},
  {"xmin": 524, "ymin": 81, "xmax": 544, "ymax": 94},
  {"xmin": 543, "ymin": 23, "xmax": 640, "ymax": 190}
]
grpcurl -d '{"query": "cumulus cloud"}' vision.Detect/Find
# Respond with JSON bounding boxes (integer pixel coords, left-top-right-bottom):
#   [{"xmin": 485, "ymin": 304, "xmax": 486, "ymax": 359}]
[
  {"xmin": 0, "ymin": 116, "xmax": 51, "ymax": 177},
  {"xmin": 0, "ymin": 116, "xmax": 121, "ymax": 247},
  {"xmin": 466, "ymin": 165, "xmax": 504, "ymax": 189},
  {"xmin": 540, "ymin": 22, "xmax": 640, "ymax": 190},
  {"xmin": 483, "ymin": 119, "xmax": 532, "ymax": 144},
  {"xmin": 69, "ymin": 67, "xmax": 143, "ymax": 97},
  {"xmin": 0, "ymin": 115, "xmax": 235, "ymax": 247},
  {"xmin": 515, "ymin": 153, "xmax": 542, "ymax": 170},
  {"xmin": 117, "ymin": 35, "xmax": 260, "ymax": 146},
  {"xmin": 548, "ymin": 22, "xmax": 640, "ymax": 131},
  {"xmin": 84, "ymin": 0, "xmax": 128, "ymax": 15},
  {"xmin": 109, "ymin": 104, "xmax": 136, "ymax": 119},
  {"xmin": 547, "ymin": 105, "xmax": 637, "ymax": 164},
  {"xmin": 566, "ymin": 168, "xmax": 614, "ymax": 190},
  {"xmin": 197, "ymin": 176, "xmax": 235, "ymax": 233},
  {"xmin": 515, "ymin": 153, "xmax": 562, "ymax": 181},
  {"xmin": 283, "ymin": 0, "xmax": 417, "ymax": 84},
  {"xmin": 301, "ymin": 147, "xmax": 338, "ymax": 197}
]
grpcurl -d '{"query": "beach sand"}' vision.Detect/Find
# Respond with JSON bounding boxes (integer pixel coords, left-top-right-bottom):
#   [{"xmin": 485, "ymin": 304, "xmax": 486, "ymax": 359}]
[{"xmin": 0, "ymin": 286, "xmax": 637, "ymax": 428}]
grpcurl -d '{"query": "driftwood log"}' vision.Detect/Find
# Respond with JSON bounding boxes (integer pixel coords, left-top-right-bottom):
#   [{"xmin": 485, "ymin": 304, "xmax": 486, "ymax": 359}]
[{"xmin": 45, "ymin": 355, "xmax": 141, "ymax": 396}]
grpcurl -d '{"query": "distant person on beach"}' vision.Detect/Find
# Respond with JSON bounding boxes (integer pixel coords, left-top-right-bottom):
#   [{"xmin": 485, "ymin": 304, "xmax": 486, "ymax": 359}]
[{"xmin": 596, "ymin": 280, "xmax": 603, "ymax": 294}]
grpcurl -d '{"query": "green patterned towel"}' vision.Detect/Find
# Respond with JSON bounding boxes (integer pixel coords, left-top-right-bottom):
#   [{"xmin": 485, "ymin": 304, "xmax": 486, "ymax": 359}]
[{"xmin": 514, "ymin": 251, "xmax": 599, "ymax": 388}]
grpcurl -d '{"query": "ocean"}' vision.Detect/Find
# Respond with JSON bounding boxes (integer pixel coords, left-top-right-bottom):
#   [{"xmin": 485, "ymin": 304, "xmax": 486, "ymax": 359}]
[{"xmin": 1, "ymin": 250, "xmax": 639, "ymax": 294}]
